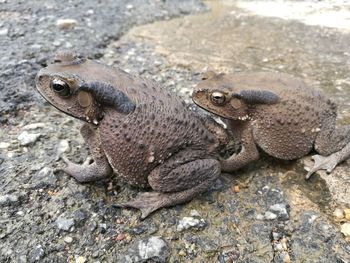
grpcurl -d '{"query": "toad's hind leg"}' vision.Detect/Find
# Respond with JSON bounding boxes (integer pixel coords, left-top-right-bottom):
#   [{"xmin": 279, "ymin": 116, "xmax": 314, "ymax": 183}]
[
  {"xmin": 306, "ymin": 125, "xmax": 350, "ymax": 179},
  {"xmin": 117, "ymin": 158, "xmax": 220, "ymax": 219}
]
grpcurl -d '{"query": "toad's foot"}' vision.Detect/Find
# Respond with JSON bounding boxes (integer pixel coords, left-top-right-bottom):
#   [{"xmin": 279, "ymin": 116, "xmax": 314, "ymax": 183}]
[
  {"xmin": 305, "ymin": 154, "xmax": 339, "ymax": 180},
  {"xmin": 60, "ymin": 156, "xmax": 112, "ymax": 183},
  {"xmin": 115, "ymin": 192, "xmax": 170, "ymax": 219}
]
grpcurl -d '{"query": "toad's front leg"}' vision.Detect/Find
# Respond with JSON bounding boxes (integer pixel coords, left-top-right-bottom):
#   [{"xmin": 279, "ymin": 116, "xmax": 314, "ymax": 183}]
[
  {"xmin": 220, "ymin": 122, "xmax": 259, "ymax": 172},
  {"xmin": 62, "ymin": 124, "xmax": 112, "ymax": 182},
  {"xmin": 117, "ymin": 150, "xmax": 221, "ymax": 219}
]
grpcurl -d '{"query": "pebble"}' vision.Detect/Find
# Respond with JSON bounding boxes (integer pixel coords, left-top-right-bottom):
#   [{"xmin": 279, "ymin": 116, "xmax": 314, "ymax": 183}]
[
  {"xmin": 76, "ymin": 256, "xmax": 87, "ymax": 263},
  {"xmin": 137, "ymin": 237, "xmax": 168, "ymax": 262},
  {"xmin": 115, "ymin": 236, "xmax": 169, "ymax": 262},
  {"xmin": 344, "ymin": 209, "xmax": 350, "ymax": 220},
  {"xmin": 23, "ymin": 123, "xmax": 45, "ymax": 130},
  {"xmin": 64, "ymin": 236, "xmax": 73, "ymax": 243},
  {"xmin": 56, "ymin": 19, "xmax": 78, "ymax": 30},
  {"xmin": 0, "ymin": 142, "xmax": 10, "ymax": 149},
  {"xmin": 0, "ymin": 194, "xmax": 19, "ymax": 206},
  {"xmin": 264, "ymin": 211, "xmax": 277, "ymax": 220},
  {"xmin": 17, "ymin": 131, "xmax": 41, "ymax": 146},
  {"xmin": 333, "ymin": 208, "xmax": 344, "ymax": 219},
  {"xmin": 28, "ymin": 245, "xmax": 45, "ymax": 262},
  {"xmin": 0, "ymin": 28, "xmax": 8, "ymax": 36},
  {"xmin": 57, "ymin": 140, "xmax": 70, "ymax": 156},
  {"xmin": 115, "ymin": 233, "xmax": 126, "ymax": 241},
  {"xmin": 269, "ymin": 203, "xmax": 289, "ymax": 220},
  {"xmin": 177, "ymin": 216, "xmax": 206, "ymax": 231},
  {"xmin": 341, "ymin": 223, "xmax": 350, "ymax": 237},
  {"xmin": 56, "ymin": 217, "xmax": 75, "ymax": 231}
]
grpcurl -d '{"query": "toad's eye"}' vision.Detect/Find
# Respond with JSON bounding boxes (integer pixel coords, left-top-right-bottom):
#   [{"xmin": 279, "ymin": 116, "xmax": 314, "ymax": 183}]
[
  {"xmin": 210, "ymin": 91, "xmax": 227, "ymax": 105},
  {"xmin": 51, "ymin": 78, "xmax": 71, "ymax": 97}
]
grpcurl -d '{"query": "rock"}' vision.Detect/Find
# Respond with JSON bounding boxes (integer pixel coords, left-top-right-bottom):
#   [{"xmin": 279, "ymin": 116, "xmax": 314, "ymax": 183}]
[
  {"xmin": 0, "ymin": 28, "xmax": 8, "ymax": 36},
  {"xmin": 341, "ymin": 223, "xmax": 350, "ymax": 237},
  {"xmin": 56, "ymin": 19, "xmax": 77, "ymax": 30},
  {"xmin": 22, "ymin": 123, "xmax": 45, "ymax": 130},
  {"xmin": 75, "ymin": 256, "xmax": 86, "ymax": 263},
  {"xmin": 333, "ymin": 208, "xmax": 344, "ymax": 219},
  {"xmin": 56, "ymin": 217, "xmax": 75, "ymax": 231},
  {"xmin": 344, "ymin": 209, "xmax": 350, "ymax": 220},
  {"xmin": 115, "ymin": 236, "xmax": 169, "ymax": 263},
  {"xmin": 64, "ymin": 236, "xmax": 73, "ymax": 243},
  {"xmin": 28, "ymin": 245, "xmax": 45, "ymax": 262},
  {"xmin": 264, "ymin": 211, "xmax": 277, "ymax": 220},
  {"xmin": 56, "ymin": 140, "xmax": 70, "ymax": 156},
  {"xmin": 17, "ymin": 131, "xmax": 41, "ymax": 146},
  {"xmin": 0, "ymin": 194, "xmax": 20, "ymax": 207},
  {"xmin": 32, "ymin": 167, "xmax": 57, "ymax": 189},
  {"xmin": 73, "ymin": 208, "xmax": 88, "ymax": 227},
  {"xmin": 269, "ymin": 203, "xmax": 289, "ymax": 220},
  {"xmin": 177, "ymin": 216, "xmax": 206, "ymax": 231},
  {"xmin": 0, "ymin": 142, "xmax": 10, "ymax": 149}
]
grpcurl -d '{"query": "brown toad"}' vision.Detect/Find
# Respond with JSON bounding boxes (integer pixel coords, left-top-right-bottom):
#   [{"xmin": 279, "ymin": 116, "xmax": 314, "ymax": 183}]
[
  {"xmin": 192, "ymin": 71, "xmax": 350, "ymax": 179},
  {"xmin": 35, "ymin": 52, "xmax": 227, "ymax": 218}
]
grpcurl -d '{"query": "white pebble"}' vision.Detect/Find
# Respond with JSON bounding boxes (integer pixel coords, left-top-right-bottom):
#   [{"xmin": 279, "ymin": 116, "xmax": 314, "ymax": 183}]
[
  {"xmin": 0, "ymin": 142, "xmax": 10, "ymax": 149},
  {"xmin": 23, "ymin": 123, "xmax": 45, "ymax": 130},
  {"xmin": 56, "ymin": 19, "xmax": 77, "ymax": 30},
  {"xmin": 264, "ymin": 211, "xmax": 277, "ymax": 220},
  {"xmin": 0, "ymin": 28, "xmax": 8, "ymax": 36},
  {"xmin": 341, "ymin": 223, "xmax": 350, "ymax": 237},
  {"xmin": 18, "ymin": 131, "xmax": 41, "ymax": 146}
]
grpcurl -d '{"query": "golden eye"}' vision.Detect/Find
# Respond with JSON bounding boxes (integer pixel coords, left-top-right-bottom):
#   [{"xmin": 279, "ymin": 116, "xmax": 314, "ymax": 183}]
[
  {"xmin": 210, "ymin": 91, "xmax": 226, "ymax": 105},
  {"xmin": 51, "ymin": 78, "xmax": 71, "ymax": 97}
]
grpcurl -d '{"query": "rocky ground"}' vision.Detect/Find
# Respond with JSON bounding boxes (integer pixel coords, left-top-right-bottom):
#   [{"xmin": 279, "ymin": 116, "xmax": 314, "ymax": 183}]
[{"xmin": 1, "ymin": 0, "xmax": 350, "ymax": 262}]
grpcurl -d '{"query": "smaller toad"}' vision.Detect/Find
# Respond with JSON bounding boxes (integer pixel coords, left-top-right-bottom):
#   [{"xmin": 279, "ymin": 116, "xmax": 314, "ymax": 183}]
[{"xmin": 192, "ymin": 71, "xmax": 350, "ymax": 179}]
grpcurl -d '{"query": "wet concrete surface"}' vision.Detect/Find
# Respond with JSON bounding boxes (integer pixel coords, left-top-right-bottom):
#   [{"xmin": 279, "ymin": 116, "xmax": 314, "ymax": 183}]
[{"xmin": 1, "ymin": 0, "xmax": 350, "ymax": 262}]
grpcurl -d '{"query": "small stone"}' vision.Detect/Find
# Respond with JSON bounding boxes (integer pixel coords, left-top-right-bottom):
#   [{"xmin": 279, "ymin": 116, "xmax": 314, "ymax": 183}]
[
  {"xmin": 56, "ymin": 217, "xmax": 75, "ymax": 231},
  {"xmin": 126, "ymin": 4, "xmax": 134, "ymax": 9},
  {"xmin": 344, "ymin": 209, "xmax": 350, "ymax": 220},
  {"xmin": 56, "ymin": 19, "xmax": 77, "ymax": 30},
  {"xmin": 138, "ymin": 237, "xmax": 168, "ymax": 262},
  {"xmin": 333, "ymin": 208, "xmax": 344, "ymax": 219},
  {"xmin": 190, "ymin": 210, "xmax": 201, "ymax": 217},
  {"xmin": 256, "ymin": 214, "xmax": 265, "ymax": 220},
  {"xmin": 23, "ymin": 123, "xmax": 45, "ymax": 130},
  {"xmin": 32, "ymin": 167, "xmax": 57, "ymax": 189},
  {"xmin": 274, "ymin": 243, "xmax": 283, "ymax": 252},
  {"xmin": 0, "ymin": 28, "xmax": 8, "ymax": 36},
  {"xmin": 0, "ymin": 194, "xmax": 19, "ymax": 206},
  {"xmin": 341, "ymin": 223, "xmax": 350, "ymax": 237},
  {"xmin": 75, "ymin": 256, "xmax": 86, "ymax": 263},
  {"xmin": 0, "ymin": 142, "xmax": 10, "ymax": 149},
  {"xmin": 57, "ymin": 140, "xmax": 70, "ymax": 156},
  {"xmin": 64, "ymin": 236, "xmax": 73, "ymax": 243},
  {"xmin": 16, "ymin": 211, "xmax": 24, "ymax": 216},
  {"xmin": 115, "ymin": 236, "xmax": 169, "ymax": 262},
  {"xmin": 264, "ymin": 211, "xmax": 277, "ymax": 220},
  {"xmin": 231, "ymin": 185, "xmax": 240, "ymax": 193},
  {"xmin": 28, "ymin": 245, "xmax": 45, "ymax": 262},
  {"xmin": 269, "ymin": 203, "xmax": 289, "ymax": 220},
  {"xmin": 177, "ymin": 216, "xmax": 206, "ymax": 231},
  {"xmin": 18, "ymin": 131, "xmax": 41, "ymax": 146},
  {"xmin": 115, "ymin": 233, "xmax": 126, "ymax": 241}
]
